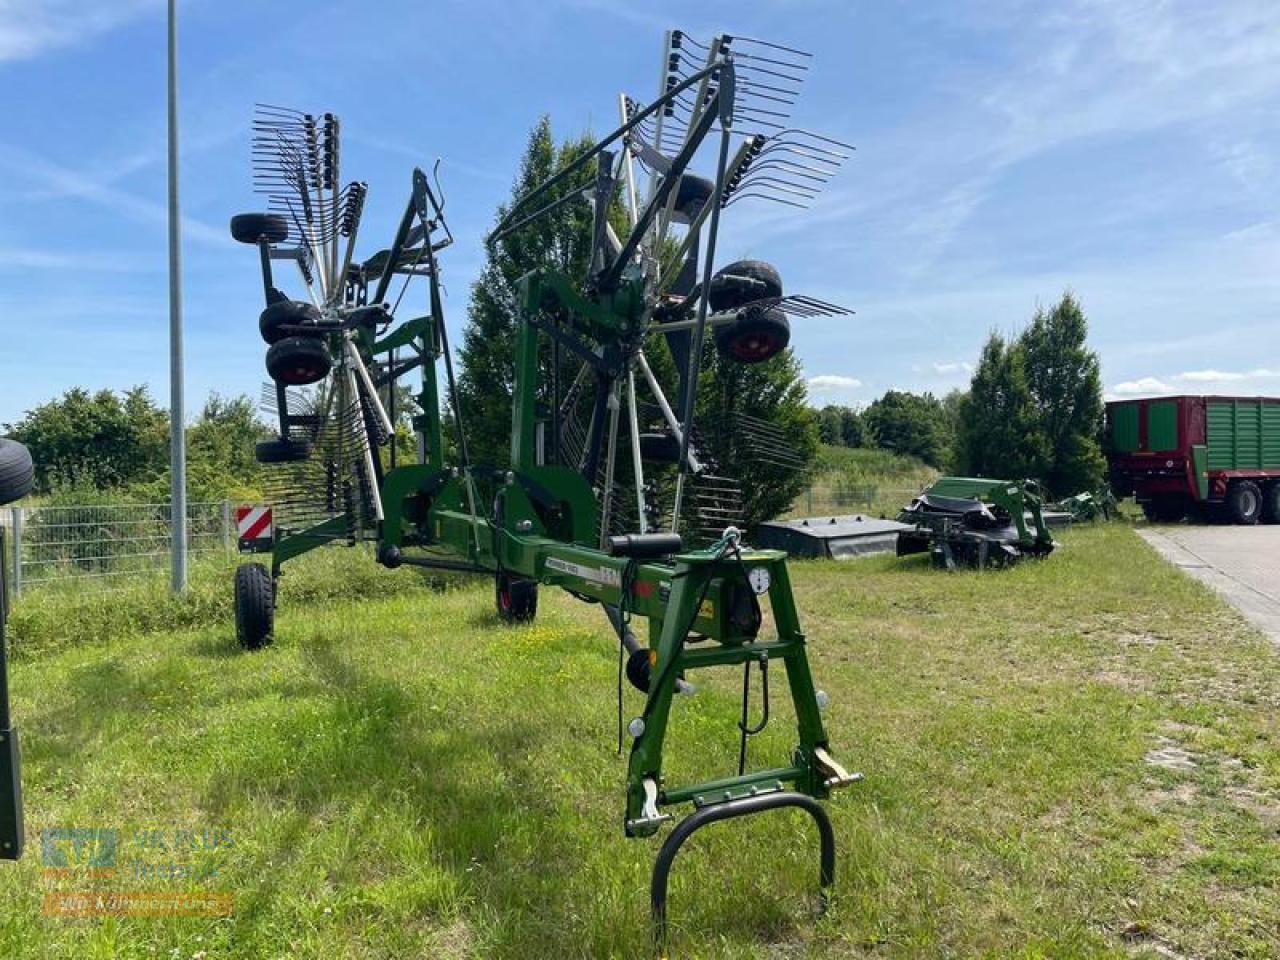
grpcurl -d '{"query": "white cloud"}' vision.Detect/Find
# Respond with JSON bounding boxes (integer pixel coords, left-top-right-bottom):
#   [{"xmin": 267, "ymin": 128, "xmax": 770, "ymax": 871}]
[
  {"xmin": 933, "ymin": 361, "xmax": 973, "ymax": 375},
  {"xmin": 808, "ymin": 375, "xmax": 863, "ymax": 391},
  {"xmin": 0, "ymin": 143, "xmax": 224, "ymax": 247},
  {"xmin": 1111, "ymin": 376, "xmax": 1171, "ymax": 396},
  {"xmin": 0, "ymin": 1, "xmax": 158, "ymax": 62},
  {"xmin": 1174, "ymin": 368, "xmax": 1280, "ymax": 382}
]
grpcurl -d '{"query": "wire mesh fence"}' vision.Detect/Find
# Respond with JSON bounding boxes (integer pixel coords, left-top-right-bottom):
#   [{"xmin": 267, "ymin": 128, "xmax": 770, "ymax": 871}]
[
  {"xmin": 0, "ymin": 501, "xmax": 233, "ymax": 592},
  {"xmin": 785, "ymin": 487, "xmax": 920, "ymax": 520}
]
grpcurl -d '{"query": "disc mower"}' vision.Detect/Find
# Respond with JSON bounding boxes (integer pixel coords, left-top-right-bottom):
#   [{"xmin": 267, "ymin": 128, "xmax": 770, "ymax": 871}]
[
  {"xmin": 230, "ymin": 30, "xmax": 859, "ymax": 949},
  {"xmin": 896, "ymin": 476, "xmax": 1056, "ymax": 569}
]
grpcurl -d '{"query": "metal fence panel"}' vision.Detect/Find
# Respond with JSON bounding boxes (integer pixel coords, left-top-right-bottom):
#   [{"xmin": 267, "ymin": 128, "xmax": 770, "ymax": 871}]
[{"xmin": 0, "ymin": 501, "xmax": 231, "ymax": 591}]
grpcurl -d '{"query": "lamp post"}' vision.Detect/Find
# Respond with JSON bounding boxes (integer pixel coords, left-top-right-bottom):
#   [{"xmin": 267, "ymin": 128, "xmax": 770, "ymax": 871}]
[{"xmin": 167, "ymin": 0, "xmax": 188, "ymax": 591}]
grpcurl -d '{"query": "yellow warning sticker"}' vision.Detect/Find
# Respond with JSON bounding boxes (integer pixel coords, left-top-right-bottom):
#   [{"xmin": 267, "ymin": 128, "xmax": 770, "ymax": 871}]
[{"xmin": 698, "ymin": 599, "xmax": 715, "ymax": 619}]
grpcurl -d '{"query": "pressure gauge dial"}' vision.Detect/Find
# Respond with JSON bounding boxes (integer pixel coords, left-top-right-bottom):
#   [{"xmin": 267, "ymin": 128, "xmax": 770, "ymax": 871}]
[{"xmin": 747, "ymin": 566, "xmax": 771, "ymax": 595}]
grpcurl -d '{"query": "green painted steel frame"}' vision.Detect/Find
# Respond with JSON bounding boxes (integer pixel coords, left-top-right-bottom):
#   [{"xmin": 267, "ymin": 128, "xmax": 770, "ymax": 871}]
[{"xmin": 258, "ymin": 167, "xmax": 847, "ymax": 835}]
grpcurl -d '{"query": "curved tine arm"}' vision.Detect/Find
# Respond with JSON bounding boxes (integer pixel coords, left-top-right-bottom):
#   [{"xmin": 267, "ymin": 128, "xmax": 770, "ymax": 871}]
[
  {"xmin": 734, "ymin": 175, "xmax": 821, "ymax": 200},
  {"xmin": 725, "ymin": 190, "xmax": 809, "ymax": 210},
  {"xmin": 487, "ymin": 62, "xmax": 722, "ymax": 245},
  {"xmin": 770, "ymin": 128, "xmax": 856, "ymax": 155},
  {"xmin": 600, "ymin": 94, "xmax": 721, "ymax": 291},
  {"xmin": 742, "ymin": 157, "xmax": 832, "ymax": 184}
]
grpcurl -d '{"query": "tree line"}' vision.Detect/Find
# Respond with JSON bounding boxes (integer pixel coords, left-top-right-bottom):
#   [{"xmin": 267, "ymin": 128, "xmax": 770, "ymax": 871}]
[{"xmin": 816, "ymin": 292, "xmax": 1105, "ymax": 497}]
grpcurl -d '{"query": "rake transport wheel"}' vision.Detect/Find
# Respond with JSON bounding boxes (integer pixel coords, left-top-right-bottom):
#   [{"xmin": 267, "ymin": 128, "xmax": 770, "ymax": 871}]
[
  {"xmin": 0, "ymin": 439, "xmax": 33, "ymax": 506},
  {"xmin": 495, "ymin": 572, "xmax": 538, "ymax": 622},
  {"xmin": 255, "ymin": 437, "xmax": 312, "ymax": 463},
  {"xmin": 1226, "ymin": 481, "xmax": 1262, "ymax": 525},
  {"xmin": 267, "ymin": 336, "xmax": 332, "ymax": 386},
  {"xmin": 234, "ymin": 563, "xmax": 275, "ymax": 650},
  {"xmin": 229, "ymin": 212, "xmax": 289, "ymax": 245},
  {"xmin": 708, "ymin": 259, "xmax": 782, "ymax": 311},
  {"xmin": 260, "ymin": 300, "xmax": 322, "ymax": 344},
  {"xmin": 714, "ymin": 305, "xmax": 791, "ymax": 364}
]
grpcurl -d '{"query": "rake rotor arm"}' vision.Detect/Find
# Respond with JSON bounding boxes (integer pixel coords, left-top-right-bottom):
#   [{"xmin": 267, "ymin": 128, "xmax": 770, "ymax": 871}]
[
  {"xmin": 487, "ymin": 62, "xmax": 722, "ymax": 245},
  {"xmin": 598, "ymin": 89, "xmax": 721, "ymax": 292}
]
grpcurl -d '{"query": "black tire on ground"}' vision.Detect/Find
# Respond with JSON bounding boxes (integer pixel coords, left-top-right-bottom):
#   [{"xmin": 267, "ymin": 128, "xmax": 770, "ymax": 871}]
[
  {"xmin": 673, "ymin": 174, "xmax": 715, "ymax": 222},
  {"xmin": 230, "ymin": 212, "xmax": 289, "ymax": 245},
  {"xmin": 266, "ymin": 336, "xmax": 332, "ymax": 386},
  {"xmin": 259, "ymin": 300, "xmax": 322, "ymax": 344},
  {"xmin": 1226, "ymin": 480, "xmax": 1263, "ymax": 525},
  {"xmin": 714, "ymin": 305, "xmax": 791, "ymax": 363},
  {"xmin": 1262, "ymin": 483, "xmax": 1280, "ymax": 524},
  {"xmin": 0, "ymin": 438, "xmax": 34, "ymax": 506},
  {"xmin": 1141, "ymin": 495, "xmax": 1187, "ymax": 524},
  {"xmin": 638, "ymin": 432, "xmax": 681, "ymax": 464},
  {"xmin": 708, "ymin": 259, "xmax": 783, "ymax": 312},
  {"xmin": 255, "ymin": 437, "xmax": 312, "ymax": 464},
  {"xmin": 495, "ymin": 572, "xmax": 538, "ymax": 622},
  {"xmin": 234, "ymin": 562, "xmax": 274, "ymax": 650}
]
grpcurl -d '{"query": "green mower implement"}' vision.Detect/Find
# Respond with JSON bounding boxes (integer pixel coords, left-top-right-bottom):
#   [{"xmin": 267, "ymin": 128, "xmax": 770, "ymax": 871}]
[
  {"xmin": 231, "ymin": 31, "xmax": 859, "ymax": 949},
  {"xmin": 896, "ymin": 476, "xmax": 1056, "ymax": 569}
]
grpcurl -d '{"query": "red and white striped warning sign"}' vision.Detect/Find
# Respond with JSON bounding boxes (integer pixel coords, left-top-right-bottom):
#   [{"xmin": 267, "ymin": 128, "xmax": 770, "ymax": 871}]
[{"xmin": 235, "ymin": 505, "xmax": 273, "ymax": 542}]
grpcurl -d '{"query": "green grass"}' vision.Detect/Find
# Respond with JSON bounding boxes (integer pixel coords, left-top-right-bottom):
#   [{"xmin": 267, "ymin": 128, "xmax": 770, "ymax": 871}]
[{"xmin": 1, "ymin": 526, "xmax": 1278, "ymax": 958}]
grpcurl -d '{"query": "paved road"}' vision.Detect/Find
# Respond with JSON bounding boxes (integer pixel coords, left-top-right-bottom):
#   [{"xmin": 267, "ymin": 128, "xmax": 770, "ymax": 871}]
[{"xmin": 1139, "ymin": 525, "xmax": 1280, "ymax": 645}]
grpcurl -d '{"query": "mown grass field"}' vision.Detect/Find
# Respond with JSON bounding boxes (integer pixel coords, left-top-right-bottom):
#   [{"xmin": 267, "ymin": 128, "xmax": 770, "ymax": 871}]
[{"xmin": 1, "ymin": 525, "xmax": 1277, "ymax": 958}]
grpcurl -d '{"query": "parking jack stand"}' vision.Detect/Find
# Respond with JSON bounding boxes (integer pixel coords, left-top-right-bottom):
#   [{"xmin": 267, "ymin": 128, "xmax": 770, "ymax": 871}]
[{"xmin": 651, "ymin": 791, "xmax": 835, "ymax": 958}]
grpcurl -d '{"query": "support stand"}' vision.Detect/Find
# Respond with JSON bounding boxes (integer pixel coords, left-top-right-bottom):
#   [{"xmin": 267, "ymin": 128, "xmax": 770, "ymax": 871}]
[
  {"xmin": 0, "ymin": 528, "xmax": 23, "ymax": 860},
  {"xmin": 651, "ymin": 790, "xmax": 835, "ymax": 957}
]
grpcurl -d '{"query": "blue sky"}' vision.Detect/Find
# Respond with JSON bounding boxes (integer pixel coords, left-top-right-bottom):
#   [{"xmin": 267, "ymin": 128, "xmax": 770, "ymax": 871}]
[{"xmin": 1, "ymin": 0, "xmax": 1278, "ymax": 426}]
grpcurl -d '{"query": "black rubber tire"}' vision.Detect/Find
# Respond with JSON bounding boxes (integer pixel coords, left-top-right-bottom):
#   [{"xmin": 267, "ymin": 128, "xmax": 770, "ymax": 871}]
[
  {"xmin": 638, "ymin": 432, "xmax": 681, "ymax": 464},
  {"xmin": 234, "ymin": 563, "xmax": 274, "ymax": 650},
  {"xmin": 255, "ymin": 437, "xmax": 312, "ymax": 464},
  {"xmin": 230, "ymin": 212, "xmax": 289, "ymax": 245},
  {"xmin": 673, "ymin": 174, "xmax": 715, "ymax": 222},
  {"xmin": 1141, "ymin": 495, "xmax": 1187, "ymax": 524},
  {"xmin": 708, "ymin": 259, "xmax": 782, "ymax": 312},
  {"xmin": 0, "ymin": 438, "xmax": 34, "ymax": 506},
  {"xmin": 266, "ymin": 336, "xmax": 332, "ymax": 386},
  {"xmin": 495, "ymin": 573, "xmax": 538, "ymax": 622},
  {"xmin": 259, "ymin": 300, "xmax": 321, "ymax": 344},
  {"xmin": 1262, "ymin": 483, "xmax": 1280, "ymax": 524},
  {"xmin": 1226, "ymin": 480, "xmax": 1262, "ymax": 525},
  {"xmin": 714, "ymin": 305, "xmax": 791, "ymax": 363}
]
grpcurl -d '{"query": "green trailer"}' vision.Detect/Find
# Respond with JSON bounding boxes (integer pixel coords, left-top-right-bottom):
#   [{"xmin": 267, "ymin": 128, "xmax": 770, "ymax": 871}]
[{"xmin": 1106, "ymin": 395, "xmax": 1280, "ymax": 523}]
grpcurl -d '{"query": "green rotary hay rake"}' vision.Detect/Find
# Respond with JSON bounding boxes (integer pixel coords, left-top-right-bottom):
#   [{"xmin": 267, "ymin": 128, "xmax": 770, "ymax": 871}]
[{"xmin": 230, "ymin": 29, "xmax": 859, "ymax": 950}]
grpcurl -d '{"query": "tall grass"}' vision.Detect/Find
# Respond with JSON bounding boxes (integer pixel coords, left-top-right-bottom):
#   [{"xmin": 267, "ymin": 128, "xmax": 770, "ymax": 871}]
[{"xmin": 5, "ymin": 546, "xmax": 458, "ymax": 658}]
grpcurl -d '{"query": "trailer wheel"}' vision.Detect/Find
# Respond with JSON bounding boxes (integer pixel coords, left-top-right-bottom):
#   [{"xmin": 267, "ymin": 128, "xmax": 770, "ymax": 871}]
[
  {"xmin": 230, "ymin": 212, "xmax": 288, "ymax": 245},
  {"xmin": 0, "ymin": 438, "xmax": 34, "ymax": 506},
  {"xmin": 495, "ymin": 573, "xmax": 537, "ymax": 622},
  {"xmin": 708, "ymin": 260, "xmax": 782, "ymax": 311},
  {"xmin": 714, "ymin": 306, "xmax": 791, "ymax": 364},
  {"xmin": 260, "ymin": 300, "xmax": 321, "ymax": 344},
  {"xmin": 1226, "ymin": 481, "xmax": 1262, "ymax": 525},
  {"xmin": 266, "ymin": 336, "xmax": 332, "ymax": 386},
  {"xmin": 1262, "ymin": 483, "xmax": 1280, "ymax": 524},
  {"xmin": 234, "ymin": 562, "xmax": 275, "ymax": 650}
]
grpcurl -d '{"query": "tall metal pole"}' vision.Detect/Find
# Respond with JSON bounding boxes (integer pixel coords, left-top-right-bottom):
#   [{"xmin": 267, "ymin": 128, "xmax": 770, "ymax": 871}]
[{"xmin": 167, "ymin": 0, "xmax": 188, "ymax": 591}]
